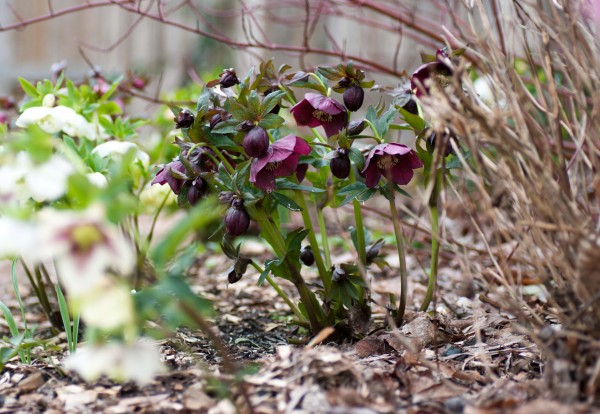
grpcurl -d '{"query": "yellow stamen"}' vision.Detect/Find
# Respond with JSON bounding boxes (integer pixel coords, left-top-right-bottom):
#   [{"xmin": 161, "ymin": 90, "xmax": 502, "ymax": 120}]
[
  {"xmin": 377, "ymin": 155, "xmax": 398, "ymax": 170},
  {"xmin": 312, "ymin": 110, "xmax": 333, "ymax": 122}
]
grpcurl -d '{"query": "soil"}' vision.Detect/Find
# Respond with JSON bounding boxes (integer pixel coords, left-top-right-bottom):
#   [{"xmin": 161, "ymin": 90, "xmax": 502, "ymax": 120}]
[{"xmin": 0, "ymin": 215, "xmax": 595, "ymax": 414}]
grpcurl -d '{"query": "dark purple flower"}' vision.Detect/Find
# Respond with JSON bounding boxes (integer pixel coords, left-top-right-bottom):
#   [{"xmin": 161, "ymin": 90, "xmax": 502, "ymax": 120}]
[
  {"xmin": 174, "ymin": 109, "xmax": 194, "ymax": 129},
  {"xmin": 243, "ymin": 126, "xmax": 269, "ymax": 158},
  {"xmin": 343, "ymin": 85, "xmax": 364, "ymax": 112},
  {"xmin": 219, "ymin": 69, "xmax": 240, "ymax": 88},
  {"xmin": 249, "ymin": 135, "xmax": 311, "ymax": 192},
  {"xmin": 187, "ymin": 178, "xmax": 208, "ymax": 206},
  {"xmin": 151, "ymin": 160, "xmax": 187, "ymax": 194},
  {"xmin": 299, "ymin": 245, "xmax": 315, "ymax": 266},
  {"xmin": 411, "ymin": 49, "xmax": 453, "ymax": 97},
  {"xmin": 361, "ymin": 143, "xmax": 423, "ymax": 188},
  {"xmin": 290, "ymin": 93, "xmax": 348, "ymax": 137}
]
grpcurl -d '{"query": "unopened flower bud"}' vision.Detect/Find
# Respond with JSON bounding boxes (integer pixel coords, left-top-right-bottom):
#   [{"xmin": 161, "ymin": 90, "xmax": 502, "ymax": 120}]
[
  {"xmin": 331, "ymin": 266, "xmax": 347, "ymax": 283},
  {"xmin": 187, "ymin": 178, "xmax": 207, "ymax": 206},
  {"xmin": 219, "ymin": 69, "xmax": 240, "ymax": 88},
  {"xmin": 366, "ymin": 240, "xmax": 384, "ymax": 265},
  {"xmin": 426, "ymin": 129, "xmax": 456, "ymax": 157},
  {"xmin": 338, "ymin": 77, "xmax": 351, "ymax": 88},
  {"xmin": 299, "ymin": 246, "xmax": 315, "ymax": 266},
  {"xmin": 0, "ymin": 111, "xmax": 7, "ymax": 125},
  {"xmin": 343, "ymin": 85, "xmax": 364, "ymax": 112},
  {"xmin": 225, "ymin": 199, "xmax": 250, "ymax": 236},
  {"xmin": 240, "ymin": 120, "xmax": 255, "ymax": 132},
  {"xmin": 209, "ymin": 113, "xmax": 223, "ymax": 130},
  {"xmin": 330, "ymin": 149, "xmax": 351, "ymax": 179},
  {"xmin": 347, "ymin": 119, "xmax": 367, "ymax": 136},
  {"xmin": 228, "ymin": 256, "xmax": 251, "ymax": 284},
  {"xmin": 175, "ymin": 109, "xmax": 194, "ymax": 129},
  {"xmin": 243, "ymin": 126, "xmax": 269, "ymax": 158},
  {"xmin": 402, "ymin": 97, "xmax": 419, "ymax": 115},
  {"xmin": 42, "ymin": 94, "xmax": 56, "ymax": 108},
  {"xmin": 131, "ymin": 77, "xmax": 146, "ymax": 90}
]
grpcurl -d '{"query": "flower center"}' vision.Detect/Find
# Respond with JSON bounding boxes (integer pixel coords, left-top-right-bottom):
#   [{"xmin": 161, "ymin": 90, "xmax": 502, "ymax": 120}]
[
  {"xmin": 267, "ymin": 161, "xmax": 282, "ymax": 171},
  {"xmin": 70, "ymin": 224, "xmax": 103, "ymax": 252},
  {"xmin": 377, "ymin": 155, "xmax": 398, "ymax": 170},
  {"xmin": 312, "ymin": 110, "xmax": 333, "ymax": 122}
]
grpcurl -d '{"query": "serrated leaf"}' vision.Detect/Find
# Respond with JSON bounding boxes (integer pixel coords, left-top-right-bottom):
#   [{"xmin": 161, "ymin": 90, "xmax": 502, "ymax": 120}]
[
  {"xmin": 19, "ymin": 78, "xmax": 39, "ymax": 98},
  {"xmin": 316, "ymin": 66, "xmax": 343, "ymax": 81},
  {"xmin": 356, "ymin": 188, "xmax": 377, "ymax": 202},
  {"xmin": 247, "ymin": 90, "xmax": 261, "ymax": 116},
  {"xmin": 229, "ymin": 100, "xmax": 254, "ymax": 121},
  {"xmin": 260, "ymin": 90, "xmax": 285, "ymax": 116},
  {"xmin": 271, "ymin": 192, "xmax": 302, "ymax": 211},
  {"xmin": 168, "ymin": 104, "xmax": 183, "ymax": 118},
  {"xmin": 258, "ymin": 113, "xmax": 284, "ymax": 130},
  {"xmin": 212, "ymin": 119, "xmax": 242, "ymax": 135}
]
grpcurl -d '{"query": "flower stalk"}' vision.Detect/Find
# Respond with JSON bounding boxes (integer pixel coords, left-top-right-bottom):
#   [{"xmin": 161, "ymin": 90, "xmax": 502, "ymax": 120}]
[
  {"xmin": 420, "ymin": 167, "xmax": 443, "ymax": 311},
  {"xmin": 387, "ymin": 182, "xmax": 408, "ymax": 326}
]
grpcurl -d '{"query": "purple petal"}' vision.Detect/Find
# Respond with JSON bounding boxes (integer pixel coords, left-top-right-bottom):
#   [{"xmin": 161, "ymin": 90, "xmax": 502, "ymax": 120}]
[
  {"xmin": 296, "ymin": 163, "xmax": 308, "ymax": 183},
  {"xmin": 363, "ymin": 162, "xmax": 382, "ymax": 188},
  {"xmin": 253, "ymin": 169, "xmax": 277, "ymax": 192},
  {"xmin": 292, "ymin": 136, "xmax": 311, "ymax": 155},
  {"xmin": 386, "ymin": 165, "xmax": 415, "ymax": 185},
  {"xmin": 381, "ymin": 143, "xmax": 413, "ymax": 156},
  {"xmin": 406, "ymin": 152, "xmax": 424, "ymax": 169},
  {"xmin": 272, "ymin": 153, "xmax": 300, "ymax": 178},
  {"xmin": 290, "ymin": 98, "xmax": 320, "ymax": 128},
  {"xmin": 321, "ymin": 112, "xmax": 348, "ymax": 137}
]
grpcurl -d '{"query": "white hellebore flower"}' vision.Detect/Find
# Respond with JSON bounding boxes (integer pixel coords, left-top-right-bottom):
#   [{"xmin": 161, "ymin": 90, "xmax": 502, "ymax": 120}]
[
  {"xmin": 91, "ymin": 141, "xmax": 150, "ymax": 166},
  {"xmin": 25, "ymin": 154, "xmax": 75, "ymax": 202},
  {"xmin": 0, "ymin": 217, "xmax": 39, "ymax": 260},
  {"xmin": 16, "ymin": 96, "xmax": 104, "ymax": 140},
  {"xmin": 63, "ymin": 340, "xmax": 166, "ymax": 385},
  {"xmin": 38, "ymin": 206, "xmax": 135, "ymax": 296},
  {"xmin": 86, "ymin": 172, "xmax": 108, "ymax": 188},
  {"xmin": 76, "ymin": 279, "xmax": 135, "ymax": 331}
]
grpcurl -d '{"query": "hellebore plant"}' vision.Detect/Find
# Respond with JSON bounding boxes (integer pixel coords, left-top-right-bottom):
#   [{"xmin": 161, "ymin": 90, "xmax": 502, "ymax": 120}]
[{"xmin": 150, "ymin": 57, "xmax": 465, "ymax": 335}]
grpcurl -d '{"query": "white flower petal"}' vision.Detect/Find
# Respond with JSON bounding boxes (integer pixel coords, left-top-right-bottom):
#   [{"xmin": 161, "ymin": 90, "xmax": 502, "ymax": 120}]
[
  {"xmin": 63, "ymin": 340, "xmax": 166, "ymax": 385},
  {"xmin": 86, "ymin": 172, "xmax": 108, "ymax": 188},
  {"xmin": 92, "ymin": 141, "xmax": 150, "ymax": 166},
  {"xmin": 16, "ymin": 107, "xmax": 64, "ymax": 134},
  {"xmin": 25, "ymin": 155, "xmax": 74, "ymax": 202},
  {"xmin": 0, "ymin": 217, "xmax": 39, "ymax": 259},
  {"xmin": 76, "ymin": 280, "xmax": 135, "ymax": 330}
]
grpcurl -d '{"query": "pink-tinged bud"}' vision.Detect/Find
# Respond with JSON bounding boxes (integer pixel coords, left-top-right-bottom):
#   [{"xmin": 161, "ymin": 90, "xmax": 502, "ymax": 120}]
[
  {"xmin": 343, "ymin": 85, "xmax": 364, "ymax": 112},
  {"xmin": 131, "ymin": 77, "xmax": 146, "ymax": 90},
  {"xmin": 225, "ymin": 199, "xmax": 250, "ymax": 236},
  {"xmin": 0, "ymin": 111, "xmax": 7, "ymax": 125},
  {"xmin": 330, "ymin": 149, "xmax": 351, "ymax": 179},
  {"xmin": 175, "ymin": 109, "xmax": 194, "ymax": 129},
  {"xmin": 220, "ymin": 69, "xmax": 240, "ymax": 88},
  {"xmin": 243, "ymin": 126, "xmax": 269, "ymax": 158}
]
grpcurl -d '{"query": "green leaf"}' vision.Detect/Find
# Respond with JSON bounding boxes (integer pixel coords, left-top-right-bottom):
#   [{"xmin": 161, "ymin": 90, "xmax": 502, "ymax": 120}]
[
  {"xmin": 0, "ymin": 300, "xmax": 19, "ymax": 338},
  {"xmin": 212, "ymin": 119, "xmax": 242, "ymax": 135},
  {"xmin": 271, "ymin": 192, "xmax": 302, "ymax": 211},
  {"xmin": 338, "ymin": 181, "xmax": 367, "ymax": 196},
  {"xmin": 229, "ymin": 100, "xmax": 254, "ymax": 121},
  {"xmin": 247, "ymin": 90, "xmax": 261, "ymax": 116},
  {"xmin": 356, "ymin": 188, "xmax": 377, "ymax": 202},
  {"xmin": 275, "ymin": 178, "xmax": 325, "ymax": 193},
  {"xmin": 316, "ymin": 66, "xmax": 343, "ymax": 81},
  {"xmin": 258, "ymin": 113, "xmax": 284, "ymax": 130},
  {"xmin": 398, "ymin": 106, "xmax": 426, "ymax": 133},
  {"xmin": 19, "ymin": 78, "xmax": 39, "ymax": 98},
  {"xmin": 348, "ymin": 148, "xmax": 365, "ymax": 171},
  {"xmin": 260, "ymin": 90, "xmax": 285, "ymax": 116}
]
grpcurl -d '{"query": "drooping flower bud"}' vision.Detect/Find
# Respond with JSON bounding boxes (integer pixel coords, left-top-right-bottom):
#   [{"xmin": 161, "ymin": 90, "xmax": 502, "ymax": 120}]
[
  {"xmin": 175, "ymin": 109, "xmax": 194, "ymax": 129},
  {"xmin": 219, "ymin": 69, "xmax": 240, "ymax": 88},
  {"xmin": 243, "ymin": 126, "xmax": 269, "ymax": 158},
  {"xmin": 131, "ymin": 77, "xmax": 147, "ymax": 90},
  {"xmin": 219, "ymin": 191, "xmax": 235, "ymax": 205},
  {"xmin": 343, "ymin": 85, "xmax": 364, "ymax": 112},
  {"xmin": 426, "ymin": 129, "xmax": 456, "ymax": 157},
  {"xmin": 299, "ymin": 245, "xmax": 315, "ymax": 266},
  {"xmin": 330, "ymin": 149, "xmax": 351, "ymax": 179},
  {"xmin": 347, "ymin": 119, "xmax": 367, "ymax": 136},
  {"xmin": 187, "ymin": 178, "xmax": 207, "ymax": 206},
  {"xmin": 402, "ymin": 96, "xmax": 419, "ymax": 115},
  {"xmin": 331, "ymin": 266, "xmax": 348, "ymax": 283},
  {"xmin": 227, "ymin": 256, "xmax": 252, "ymax": 284},
  {"xmin": 225, "ymin": 198, "xmax": 250, "ymax": 236}
]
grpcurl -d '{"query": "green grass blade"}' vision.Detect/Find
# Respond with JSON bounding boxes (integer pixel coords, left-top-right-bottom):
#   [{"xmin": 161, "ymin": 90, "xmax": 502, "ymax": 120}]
[
  {"xmin": 11, "ymin": 259, "xmax": 29, "ymax": 336},
  {"xmin": 54, "ymin": 284, "xmax": 74, "ymax": 353}
]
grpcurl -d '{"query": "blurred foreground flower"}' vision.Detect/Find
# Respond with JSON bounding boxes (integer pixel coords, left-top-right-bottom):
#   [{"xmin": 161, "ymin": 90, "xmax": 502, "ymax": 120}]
[
  {"xmin": 91, "ymin": 140, "xmax": 150, "ymax": 166},
  {"xmin": 63, "ymin": 340, "xmax": 166, "ymax": 386},
  {"xmin": 361, "ymin": 143, "xmax": 423, "ymax": 188},
  {"xmin": 38, "ymin": 206, "xmax": 135, "ymax": 296}
]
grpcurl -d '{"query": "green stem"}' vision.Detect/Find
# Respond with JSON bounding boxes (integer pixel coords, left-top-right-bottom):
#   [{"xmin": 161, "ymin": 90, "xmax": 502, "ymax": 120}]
[
  {"xmin": 249, "ymin": 205, "xmax": 324, "ymax": 332},
  {"xmin": 363, "ymin": 120, "xmax": 383, "ymax": 143},
  {"xmin": 295, "ymin": 194, "xmax": 330, "ymax": 292},
  {"xmin": 420, "ymin": 205, "xmax": 439, "ymax": 311},
  {"xmin": 206, "ymin": 143, "xmax": 235, "ymax": 174},
  {"xmin": 316, "ymin": 209, "xmax": 332, "ymax": 269},
  {"xmin": 388, "ymin": 183, "xmax": 408, "ymax": 326},
  {"xmin": 420, "ymin": 169, "xmax": 443, "ymax": 311},
  {"xmin": 349, "ymin": 169, "xmax": 367, "ymax": 266},
  {"xmin": 250, "ymin": 261, "xmax": 305, "ymax": 322}
]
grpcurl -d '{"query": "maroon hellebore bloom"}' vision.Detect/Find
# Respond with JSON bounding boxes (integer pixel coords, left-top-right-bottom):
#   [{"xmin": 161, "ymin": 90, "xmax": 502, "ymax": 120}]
[
  {"xmin": 151, "ymin": 160, "xmax": 187, "ymax": 194},
  {"xmin": 411, "ymin": 49, "xmax": 453, "ymax": 97},
  {"xmin": 250, "ymin": 135, "xmax": 311, "ymax": 192},
  {"xmin": 290, "ymin": 93, "xmax": 348, "ymax": 137},
  {"xmin": 361, "ymin": 143, "xmax": 423, "ymax": 188}
]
